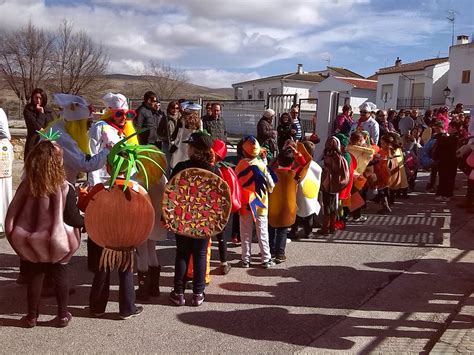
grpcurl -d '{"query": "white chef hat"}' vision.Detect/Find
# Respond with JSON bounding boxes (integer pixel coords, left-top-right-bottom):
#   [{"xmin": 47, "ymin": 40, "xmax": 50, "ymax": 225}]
[
  {"xmin": 181, "ymin": 101, "xmax": 202, "ymax": 111},
  {"xmin": 359, "ymin": 102, "xmax": 377, "ymax": 112},
  {"xmin": 102, "ymin": 92, "xmax": 129, "ymax": 110},
  {"xmin": 53, "ymin": 93, "xmax": 92, "ymax": 121}
]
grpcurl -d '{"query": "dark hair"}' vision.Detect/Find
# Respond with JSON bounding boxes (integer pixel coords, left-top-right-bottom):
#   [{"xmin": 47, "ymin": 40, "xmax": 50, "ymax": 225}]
[
  {"xmin": 277, "ymin": 148, "xmax": 294, "ymax": 167},
  {"xmin": 350, "ymin": 131, "xmax": 365, "ymax": 144},
  {"xmin": 166, "ymin": 100, "xmax": 180, "ymax": 115},
  {"xmin": 342, "ymin": 104, "xmax": 351, "ymax": 113},
  {"xmin": 205, "ymin": 102, "xmax": 212, "ymax": 109},
  {"xmin": 30, "ymin": 88, "xmax": 48, "ymax": 107},
  {"xmin": 190, "ymin": 147, "xmax": 215, "ymax": 165},
  {"xmin": 381, "ymin": 132, "xmax": 402, "ymax": 149},
  {"xmin": 143, "ymin": 91, "xmax": 157, "ymax": 102},
  {"xmin": 211, "ymin": 102, "xmax": 221, "ymax": 109},
  {"xmin": 291, "ymin": 103, "xmax": 299, "ymax": 109}
]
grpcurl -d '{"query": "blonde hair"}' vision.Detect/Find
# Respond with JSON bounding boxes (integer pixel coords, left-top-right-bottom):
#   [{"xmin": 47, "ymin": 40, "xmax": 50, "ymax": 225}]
[
  {"xmin": 25, "ymin": 141, "xmax": 66, "ymax": 197},
  {"xmin": 64, "ymin": 119, "xmax": 90, "ymax": 154}
]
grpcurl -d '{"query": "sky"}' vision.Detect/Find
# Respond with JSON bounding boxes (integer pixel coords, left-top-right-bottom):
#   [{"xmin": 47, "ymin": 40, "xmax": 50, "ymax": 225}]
[{"xmin": 0, "ymin": 0, "xmax": 473, "ymax": 88}]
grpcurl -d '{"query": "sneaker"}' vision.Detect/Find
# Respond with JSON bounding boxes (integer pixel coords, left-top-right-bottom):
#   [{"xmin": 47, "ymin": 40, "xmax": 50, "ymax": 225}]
[
  {"xmin": 274, "ymin": 255, "xmax": 286, "ymax": 264},
  {"xmin": 241, "ymin": 261, "xmax": 250, "ymax": 268},
  {"xmin": 21, "ymin": 315, "xmax": 37, "ymax": 328},
  {"xmin": 169, "ymin": 291, "xmax": 185, "ymax": 306},
  {"xmin": 220, "ymin": 263, "xmax": 232, "ymax": 275},
  {"xmin": 352, "ymin": 216, "xmax": 368, "ymax": 223},
  {"xmin": 286, "ymin": 238, "xmax": 292, "ymax": 244},
  {"xmin": 262, "ymin": 260, "xmax": 275, "ymax": 268},
  {"xmin": 119, "ymin": 306, "xmax": 144, "ymax": 320},
  {"xmin": 55, "ymin": 312, "xmax": 72, "ymax": 327},
  {"xmin": 192, "ymin": 293, "xmax": 205, "ymax": 307}
]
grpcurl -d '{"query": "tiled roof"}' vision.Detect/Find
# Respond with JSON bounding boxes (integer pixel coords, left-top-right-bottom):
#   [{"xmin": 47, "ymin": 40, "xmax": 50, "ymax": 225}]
[
  {"xmin": 376, "ymin": 57, "xmax": 449, "ymax": 75},
  {"xmin": 282, "ymin": 73, "xmax": 326, "ymax": 83},
  {"xmin": 335, "ymin": 77, "xmax": 377, "ymax": 90},
  {"xmin": 327, "ymin": 67, "xmax": 365, "ymax": 79}
]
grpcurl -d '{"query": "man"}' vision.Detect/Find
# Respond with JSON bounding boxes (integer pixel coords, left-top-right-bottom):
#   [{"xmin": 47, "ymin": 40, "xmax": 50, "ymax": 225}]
[
  {"xmin": 334, "ymin": 104, "xmax": 352, "ymax": 134},
  {"xmin": 398, "ymin": 110, "xmax": 415, "ymax": 136},
  {"xmin": 257, "ymin": 108, "xmax": 277, "ymax": 160},
  {"xmin": 351, "ymin": 102, "xmax": 380, "ymax": 145},
  {"xmin": 451, "ymin": 102, "xmax": 463, "ymax": 115},
  {"xmin": 88, "ymin": 93, "xmax": 139, "ymax": 186},
  {"xmin": 202, "ymin": 103, "xmax": 227, "ymax": 141},
  {"xmin": 289, "ymin": 104, "xmax": 303, "ymax": 141},
  {"xmin": 134, "ymin": 91, "xmax": 162, "ymax": 147}
]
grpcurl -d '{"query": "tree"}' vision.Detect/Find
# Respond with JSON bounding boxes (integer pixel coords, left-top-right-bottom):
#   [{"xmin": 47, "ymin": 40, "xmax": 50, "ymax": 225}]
[
  {"xmin": 140, "ymin": 60, "xmax": 188, "ymax": 100},
  {"xmin": 0, "ymin": 22, "xmax": 54, "ymax": 103},
  {"xmin": 50, "ymin": 21, "xmax": 109, "ymax": 95}
]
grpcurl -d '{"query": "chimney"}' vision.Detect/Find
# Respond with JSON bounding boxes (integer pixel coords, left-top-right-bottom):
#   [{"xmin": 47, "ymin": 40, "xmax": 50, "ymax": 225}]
[
  {"xmin": 297, "ymin": 64, "xmax": 303, "ymax": 74},
  {"xmin": 456, "ymin": 35, "xmax": 469, "ymax": 45},
  {"xmin": 395, "ymin": 57, "xmax": 402, "ymax": 67}
]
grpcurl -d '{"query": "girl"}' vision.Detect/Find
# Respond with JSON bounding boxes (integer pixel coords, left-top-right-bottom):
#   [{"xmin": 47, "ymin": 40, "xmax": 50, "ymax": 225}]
[
  {"xmin": 5, "ymin": 140, "xmax": 83, "ymax": 328},
  {"xmin": 277, "ymin": 112, "xmax": 293, "ymax": 151},
  {"xmin": 169, "ymin": 131, "xmax": 219, "ymax": 307}
]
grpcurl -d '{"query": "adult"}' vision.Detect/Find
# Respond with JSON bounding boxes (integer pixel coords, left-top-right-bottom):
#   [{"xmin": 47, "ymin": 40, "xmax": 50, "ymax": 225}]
[
  {"xmin": 51, "ymin": 94, "xmax": 109, "ymax": 183},
  {"xmin": 351, "ymin": 102, "xmax": 380, "ymax": 145},
  {"xmin": 398, "ymin": 110, "xmax": 415, "ymax": 136},
  {"xmin": 289, "ymin": 104, "xmax": 303, "ymax": 141},
  {"xmin": 163, "ymin": 100, "xmax": 181, "ymax": 168},
  {"xmin": 88, "ymin": 93, "xmax": 139, "ymax": 186},
  {"xmin": 134, "ymin": 91, "xmax": 161, "ymax": 147},
  {"xmin": 0, "ymin": 108, "xmax": 13, "ymax": 235},
  {"xmin": 451, "ymin": 102, "xmax": 463, "ymax": 116},
  {"xmin": 23, "ymin": 88, "xmax": 54, "ymax": 159},
  {"xmin": 422, "ymin": 109, "xmax": 434, "ymax": 126},
  {"xmin": 393, "ymin": 109, "xmax": 405, "ymax": 133},
  {"xmin": 202, "ymin": 103, "xmax": 227, "ymax": 141},
  {"xmin": 203, "ymin": 102, "xmax": 212, "ymax": 118},
  {"xmin": 257, "ymin": 109, "xmax": 277, "ymax": 159},
  {"xmin": 276, "ymin": 112, "xmax": 293, "ymax": 151},
  {"xmin": 375, "ymin": 110, "xmax": 395, "ymax": 139},
  {"xmin": 334, "ymin": 104, "xmax": 353, "ymax": 135}
]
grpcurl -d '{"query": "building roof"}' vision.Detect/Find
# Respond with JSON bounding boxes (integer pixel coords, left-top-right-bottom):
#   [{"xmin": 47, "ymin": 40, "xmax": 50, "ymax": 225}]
[
  {"xmin": 232, "ymin": 66, "xmax": 364, "ymax": 86},
  {"xmin": 376, "ymin": 57, "xmax": 449, "ymax": 75},
  {"xmin": 334, "ymin": 77, "xmax": 378, "ymax": 90}
]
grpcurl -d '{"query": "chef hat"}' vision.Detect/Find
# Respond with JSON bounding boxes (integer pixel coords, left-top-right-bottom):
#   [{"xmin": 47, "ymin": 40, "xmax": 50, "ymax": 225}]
[
  {"xmin": 102, "ymin": 92, "xmax": 129, "ymax": 110},
  {"xmin": 359, "ymin": 102, "xmax": 377, "ymax": 112},
  {"xmin": 53, "ymin": 93, "xmax": 91, "ymax": 121},
  {"xmin": 181, "ymin": 101, "xmax": 202, "ymax": 111}
]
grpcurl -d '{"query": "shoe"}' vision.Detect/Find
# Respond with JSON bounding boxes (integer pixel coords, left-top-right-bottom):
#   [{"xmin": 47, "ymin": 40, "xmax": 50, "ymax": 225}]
[
  {"xmin": 119, "ymin": 306, "xmax": 144, "ymax": 320},
  {"xmin": 274, "ymin": 255, "xmax": 286, "ymax": 264},
  {"xmin": 286, "ymin": 238, "xmax": 292, "ymax": 244},
  {"xmin": 21, "ymin": 315, "xmax": 37, "ymax": 328},
  {"xmin": 169, "ymin": 291, "xmax": 185, "ymax": 306},
  {"xmin": 55, "ymin": 312, "xmax": 72, "ymax": 328},
  {"xmin": 231, "ymin": 234, "xmax": 240, "ymax": 245},
  {"xmin": 220, "ymin": 263, "xmax": 231, "ymax": 275},
  {"xmin": 192, "ymin": 293, "xmax": 205, "ymax": 307},
  {"xmin": 241, "ymin": 261, "xmax": 250, "ymax": 268},
  {"xmin": 262, "ymin": 260, "xmax": 275, "ymax": 268},
  {"xmin": 89, "ymin": 310, "xmax": 105, "ymax": 318},
  {"xmin": 352, "ymin": 216, "xmax": 368, "ymax": 223}
]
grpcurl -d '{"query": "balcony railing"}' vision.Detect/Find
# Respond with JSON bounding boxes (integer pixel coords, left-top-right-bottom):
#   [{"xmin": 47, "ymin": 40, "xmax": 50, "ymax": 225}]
[{"xmin": 397, "ymin": 97, "xmax": 431, "ymax": 110}]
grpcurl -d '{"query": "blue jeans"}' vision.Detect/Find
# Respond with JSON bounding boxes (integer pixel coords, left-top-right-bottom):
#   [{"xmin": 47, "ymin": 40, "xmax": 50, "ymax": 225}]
[
  {"xmin": 174, "ymin": 235, "xmax": 209, "ymax": 294},
  {"xmin": 268, "ymin": 226, "xmax": 287, "ymax": 257}
]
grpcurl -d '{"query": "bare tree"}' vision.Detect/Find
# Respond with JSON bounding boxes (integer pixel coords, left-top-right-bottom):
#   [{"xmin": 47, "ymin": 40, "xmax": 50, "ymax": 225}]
[
  {"xmin": 0, "ymin": 22, "xmax": 54, "ymax": 103},
  {"xmin": 50, "ymin": 21, "xmax": 109, "ymax": 95},
  {"xmin": 140, "ymin": 60, "xmax": 188, "ymax": 100}
]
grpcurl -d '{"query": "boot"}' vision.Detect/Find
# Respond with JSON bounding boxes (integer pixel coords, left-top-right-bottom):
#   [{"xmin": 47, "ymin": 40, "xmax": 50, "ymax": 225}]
[
  {"xmin": 136, "ymin": 271, "xmax": 150, "ymax": 301},
  {"xmin": 316, "ymin": 215, "xmax": 331, "ymax": 236},
  {"xmin": 149, "ymin": 266, "xmax": 161, "ymax": 297}
]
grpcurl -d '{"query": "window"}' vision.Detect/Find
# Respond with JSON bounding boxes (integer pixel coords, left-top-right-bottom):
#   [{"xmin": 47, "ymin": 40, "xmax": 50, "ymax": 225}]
[
  {"xmin": 258, "ymin": 89, "xmax": 265, "ymax": 100},
  {"xmin": 462, "ymin": 70, "xmax": 471, "ymax": 84},
  {"xmin": 271, "ymin": 88, "xmax": 278, "ymax": 95},
  {"xmin": 247, "ymin": 90, "xmax": 253, "ymax": 100},
  {"xmin": 381, "ymin": 84, "xmax": 393, "ymax": 101}
]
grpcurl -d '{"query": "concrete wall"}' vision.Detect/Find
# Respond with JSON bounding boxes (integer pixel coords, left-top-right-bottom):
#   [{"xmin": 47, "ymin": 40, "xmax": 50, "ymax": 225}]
[
  {"xmin": 448, "ymin": 43, "xmax": 474, "ymax": 109},
  {"xmin": 376, "ymin": 73, "xmax": 400, "ymax": 109},
  {"xmin": 234, "ymin": 79, "xmax": 282, "ymax": 100},
  {"xmin": 350, "ymin": 88, "xmax": 377, "ymax": 110},
  {"xmin": 432, "ymin": 62, "xmax": 450, "ymax": 105}
]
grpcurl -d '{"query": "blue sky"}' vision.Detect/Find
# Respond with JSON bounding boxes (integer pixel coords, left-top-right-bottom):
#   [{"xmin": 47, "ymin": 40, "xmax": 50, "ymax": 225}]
[{"xmin": 1, "ymin": 0, "xmax": 473, "ymax": 87}]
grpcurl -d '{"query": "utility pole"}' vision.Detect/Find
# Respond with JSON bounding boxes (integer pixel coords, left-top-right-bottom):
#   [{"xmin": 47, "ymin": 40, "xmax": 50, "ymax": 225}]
[{"xmin": 446, "ymin": 10, "xmax": 457, "ymax": 46}]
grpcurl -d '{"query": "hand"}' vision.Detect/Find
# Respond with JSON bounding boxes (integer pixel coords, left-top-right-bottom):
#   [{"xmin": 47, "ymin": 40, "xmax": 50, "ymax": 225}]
[
  {"xmin": 291, "ymin": 129, "xmax": 296, "ymax": 134},
  {"xmin": 36, "ymin": 104, "xmax": 44, "ymax": 114}
]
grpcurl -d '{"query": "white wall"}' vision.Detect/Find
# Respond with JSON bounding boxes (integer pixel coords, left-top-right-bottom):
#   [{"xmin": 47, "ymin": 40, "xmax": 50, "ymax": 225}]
[
  {"xmin": 235, "ymin": 79, "xmax": 282, "ymax": 100},
  {"xmin": 448, "ymin": 43, "xmax": 474, "ymax": 109},
  {"xmin": 376, "ymin": 73, "xmax": 400, "ymax": 109},
  {"xmin": 350, "ymin": 88, "xmax": 377, "ymax": 110},
  {"xmin": 280, "ymin": 80, "xmax": 315, "ymax": 98},
  {"xmin": 431, "ymin": 62, "xmax": 450, "ymax": 105}
]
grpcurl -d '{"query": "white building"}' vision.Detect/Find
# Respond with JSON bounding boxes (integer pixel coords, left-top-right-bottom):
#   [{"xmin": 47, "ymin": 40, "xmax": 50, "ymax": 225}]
[
  {"xmin": 374, "ymin": 57, "xmax": 450, "ymax": 110},
  {"xmin": 232, "ymin": 64, "xmax": 365, "ymax": 101},
  {"xmin": 447, "ymin": 35, "xmax": 474, "ymax": 110},
  {"xmin": 309, "ymin": 76, "xmax": 377, "ymax": 112}
]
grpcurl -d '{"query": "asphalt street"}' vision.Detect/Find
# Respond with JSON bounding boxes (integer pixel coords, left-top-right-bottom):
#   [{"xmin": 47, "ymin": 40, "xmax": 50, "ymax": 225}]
[{"xmin": 0, "ymin": 171, "xmax": 473, "ymax": 353}]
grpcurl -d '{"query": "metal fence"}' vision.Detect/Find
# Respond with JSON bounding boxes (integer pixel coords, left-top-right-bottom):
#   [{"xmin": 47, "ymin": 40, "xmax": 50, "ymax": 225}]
[{"xmin": 397, "ymin": 97, "xmax": 431, "ymax": 110}]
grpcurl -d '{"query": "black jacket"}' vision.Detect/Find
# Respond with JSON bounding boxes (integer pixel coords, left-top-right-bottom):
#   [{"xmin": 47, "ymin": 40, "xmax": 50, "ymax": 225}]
[
  {"xmin": 202, "ymin": 115, "xmax": 227, "ymax": 141},
  {"xmin": 134, "ymin": 104, "xmax": 162, "ymax": 145},
  {"xmin": 23, "ymin": 103, "xmax": 54, "ymax": 159}
]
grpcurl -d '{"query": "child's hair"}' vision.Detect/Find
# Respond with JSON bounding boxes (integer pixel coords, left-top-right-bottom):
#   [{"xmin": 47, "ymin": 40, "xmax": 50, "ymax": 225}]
[
  {"xmin": 24, "ymin": 141, "xmax": 65, "ymax": 198},
  {"xmin": 190, "ymin": 147, "xmax": 215, "ymax": 165},
  {"xmin": 381, "ymin": 132, "xmax": 401, "ymax": 149},
  {"xmin": 277, "ymin": 148, "xmax": 294, "ymax": 167},
  {"xmin": 182, "ymin": 110, "xmax": 201, "ymax": 130},
  {"xmin": 302, "ymin": 140, "xmax": 315, "ymax": 155},
  {"xmin": 350, "ymin": 131, "xmax": 365, "ymax": 145}
]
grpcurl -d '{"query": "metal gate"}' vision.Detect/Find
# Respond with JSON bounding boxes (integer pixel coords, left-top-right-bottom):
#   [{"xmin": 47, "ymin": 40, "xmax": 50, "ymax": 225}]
[
  {"xmin": 298, "ymin": 98, "xmax": 317, "ymax": 134},
  {"xmin": 266, "ymin": 94, "xmax": 297, "ymax": 119}
]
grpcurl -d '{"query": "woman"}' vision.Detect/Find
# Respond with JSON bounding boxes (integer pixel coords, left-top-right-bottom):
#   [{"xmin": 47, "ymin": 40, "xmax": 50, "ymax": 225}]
[
  {"xmin": 164, "ymin": 100, "xmax": 181, "ymax": 169},
  {"xmin": 169, "ymin": 102, "xmax": 202, "ymax": 169},
  {"xmin": 0, "ymin": 108, "xmax": 13, "ymax": 235},
  {"xmin": 169, "ymin": 131, "xmax": 219, "ymax": 307},
  {"xmin": 257, "ymin": 109, "xmax": 277, "ymax": 160},
  {"xmin": 5, "ymin": 140, "xmax": 83, "ymax": 328},
  {"xmin": 376, "ymin": 110, "xmax": 395, "ymax": 142},
  {"xmin": 277, "ymin": 112, "xmax": 293, "ymax": 151},
  {"xmin": 23, "ymin": 88, "xmax": 54, "ymax": 159}
]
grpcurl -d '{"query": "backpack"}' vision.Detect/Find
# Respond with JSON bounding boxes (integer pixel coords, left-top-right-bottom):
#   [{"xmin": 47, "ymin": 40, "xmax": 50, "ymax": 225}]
[
  {"xmin": 322, "ymin": 152, "xmax": 350, "ymax": 193},
  {"xmin": 419, "ymin": 137, "xmax": 436, "ymax": 169}
]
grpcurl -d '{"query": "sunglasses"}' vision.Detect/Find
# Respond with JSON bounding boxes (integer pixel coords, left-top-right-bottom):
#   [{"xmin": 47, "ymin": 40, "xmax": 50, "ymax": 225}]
[
  {"xmin": 111, "ymin": 109, "xmax": 136, "ymax": 120},
  {"xmin": 360, "ymin": 111, "xmax": 368, "ymax": 114}
]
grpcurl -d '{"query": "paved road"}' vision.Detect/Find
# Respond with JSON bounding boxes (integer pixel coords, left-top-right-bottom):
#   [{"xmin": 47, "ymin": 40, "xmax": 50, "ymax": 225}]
[{"xmin": 0, "ymin": 171, "xmax": 473, "ymax": 353}]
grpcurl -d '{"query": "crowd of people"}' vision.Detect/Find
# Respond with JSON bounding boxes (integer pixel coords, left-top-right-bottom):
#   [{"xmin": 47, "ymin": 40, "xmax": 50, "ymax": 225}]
[{"xmin": 0, "ymin": 88, "xmax": 473, "ymax": 329}]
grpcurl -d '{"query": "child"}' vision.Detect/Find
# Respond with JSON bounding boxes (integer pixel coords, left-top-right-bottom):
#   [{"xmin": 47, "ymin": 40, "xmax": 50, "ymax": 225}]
[
  {"xmin": 235, "ymin": 136, "xmax": 275, "ymax": 268},
  {"xmin": 433, "ymin": 121, "xmax": 461, "ymax": 201},
  {"xmin": 169, "ymin": 131, "xmax": 219, "ymax": 306},
  {"xmin": 5, "ymin": 140, "xmax": 83, "ymax": 328}
]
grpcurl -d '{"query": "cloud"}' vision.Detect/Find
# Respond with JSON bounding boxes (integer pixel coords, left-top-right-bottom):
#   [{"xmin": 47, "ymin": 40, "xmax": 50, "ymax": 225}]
[{"xmin": 184, "ymin": 69, "xmax": 260, "ymax": 88}]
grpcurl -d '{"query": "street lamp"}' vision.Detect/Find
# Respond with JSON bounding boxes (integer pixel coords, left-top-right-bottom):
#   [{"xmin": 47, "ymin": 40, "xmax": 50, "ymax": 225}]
[{"xmin": 443, "ymin": 86, "xmax": 454, "ymax": 108}]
